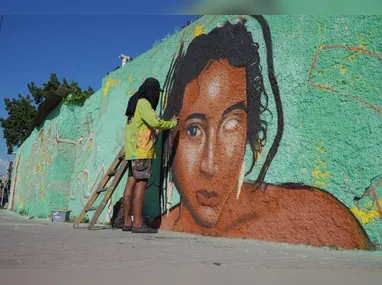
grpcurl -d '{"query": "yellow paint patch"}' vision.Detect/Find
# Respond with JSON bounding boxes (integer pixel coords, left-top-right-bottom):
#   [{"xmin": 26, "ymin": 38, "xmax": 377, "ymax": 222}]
[
  {"xmin": 103, "ymin": 78, "xmax": 120, "ymax": 97},
  {"xmin": 128, "ymin": 73, "xmax": 134, "ymax": 86},
  {"xmin": 358, "ymin": 33, "xmax": 369, "ymax": 49},
  {"xmin": 42, "ymin": 193, "xmax": 45, "ymax": 202},
  {"xmin": 314, "ymin": 158, "xmax": 326, "ymax": 168},
  {"xmin": 194, "ymin": 25, "xmax": 205, "ymax": 38},
  {"xmin": 311, "ymin": 169, "xmax": 330, "ymax": 180},
  {"xmin": 314, "ymin": 180, "xmax": 327, "ymax": 187},
  {"xmin": 345, "ymin": 35, "xmax": 369, "ymax": 63},
  {"xmin": 339, "ymin": 64, "xmax": 347, "ymax": 74},
  {"xmin": 351, "ymin": 207, "xmax": 380, "ymax": 225},
  {"xmin": 127, "ymin": 90, "xmax": 135, "ymax": 95},
  {"xmin": 346, "ymin": 53, "xmax": 357, "ymax": 62},
  {"xmin": 103, "ymin": 80, "xmax": 112, "ymax": 97},
  {"xmin": 89, "ymin": 140, "xmax": 94, "ymax": 151},
  {"xmin": 19, "ymin": 202, "xmax": 23, "ymax": 209},
  {"xmin": 312, "ymin": 140, "xmax": 330, "ymax": 188},
  {"xmin": 315, "ymin": 145, "xmax": 325, "ymax": 153}
]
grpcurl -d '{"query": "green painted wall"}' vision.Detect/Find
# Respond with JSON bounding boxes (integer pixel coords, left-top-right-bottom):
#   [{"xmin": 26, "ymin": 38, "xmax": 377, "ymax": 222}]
[{"xmin": 9, "ymin": 15, "xmax": 382, "ymax": 247}]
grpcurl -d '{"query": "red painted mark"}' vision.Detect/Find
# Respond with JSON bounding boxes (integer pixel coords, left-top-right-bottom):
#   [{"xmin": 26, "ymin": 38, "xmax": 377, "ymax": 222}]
[
  {"xmin": 308, "ymin": 45, "xmax": 382, "ymax": 116},
  {"xmin": 310, "ymin": 84, "xmax": 382, "ymax": 116},
  {"xmin": 321, "ymin": 45, "xmax": 382, "ymax": 60},
  {"xmin": 307, "ymin": 47, "xmax": 323, "ymax": 82}
]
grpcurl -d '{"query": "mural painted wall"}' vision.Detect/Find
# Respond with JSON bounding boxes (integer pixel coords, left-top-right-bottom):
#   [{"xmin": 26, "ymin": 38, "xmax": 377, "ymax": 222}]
[{"xmin": 9, "ymin": 15, "xmax": 382, "ymax": 250}]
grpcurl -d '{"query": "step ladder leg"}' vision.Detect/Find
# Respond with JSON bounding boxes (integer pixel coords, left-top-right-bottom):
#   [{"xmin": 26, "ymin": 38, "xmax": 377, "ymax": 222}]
[
  {"xmin": 72, "ymin": 171, "xmax": 112, "ymax": 228},
  {"xmin": 73, "ymin": 193, "xmax": 99, "ymax": 228},
  {"xmin": 73, "ymin": 147, "xmax": 126, "ymax": 229},
  {"xmin": 87, "ymin": 160, "xmax": 128, "ymax": 230}
]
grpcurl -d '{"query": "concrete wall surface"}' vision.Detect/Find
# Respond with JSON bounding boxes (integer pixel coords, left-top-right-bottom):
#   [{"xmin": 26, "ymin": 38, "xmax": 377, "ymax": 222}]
[{"xmin": 9, "ymin": 15, "xmax": 382, "ymax": 250}]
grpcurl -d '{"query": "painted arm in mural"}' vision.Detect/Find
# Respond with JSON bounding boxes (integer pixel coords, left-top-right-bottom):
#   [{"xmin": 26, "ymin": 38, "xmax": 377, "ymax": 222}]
[{"xmin": 137, "ymin": 99, "xmax": 178, "ymax": 131}]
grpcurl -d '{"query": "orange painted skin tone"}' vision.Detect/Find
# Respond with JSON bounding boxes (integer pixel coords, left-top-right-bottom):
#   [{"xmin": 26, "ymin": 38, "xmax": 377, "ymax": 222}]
[{"xmin": 157, "ymin": 59, "xmax": 370, "ymax": 250}]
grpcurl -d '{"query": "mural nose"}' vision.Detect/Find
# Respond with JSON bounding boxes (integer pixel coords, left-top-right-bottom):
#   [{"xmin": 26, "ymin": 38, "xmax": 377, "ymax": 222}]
[{"xmin": 200, "ymin": 136, "xmax": 219, "ymax": 177}]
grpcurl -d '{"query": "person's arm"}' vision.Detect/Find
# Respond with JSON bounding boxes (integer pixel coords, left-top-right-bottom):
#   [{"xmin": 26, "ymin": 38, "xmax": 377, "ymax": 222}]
[{"xmin": 138, "ymin": 99, "xmax": 177, "ymax": 130}]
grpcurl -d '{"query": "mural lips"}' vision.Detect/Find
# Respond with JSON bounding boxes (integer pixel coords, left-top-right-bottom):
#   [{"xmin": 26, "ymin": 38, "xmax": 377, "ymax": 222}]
[{"xmin": 196, "ymin": 190, "xmax": 219, "ymax": 207}]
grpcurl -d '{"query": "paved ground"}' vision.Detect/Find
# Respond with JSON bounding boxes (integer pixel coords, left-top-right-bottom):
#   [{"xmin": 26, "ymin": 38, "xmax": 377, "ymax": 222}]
[{"xmin": 1, "ymin": 208, "xmax": 382, "ymax": 284}]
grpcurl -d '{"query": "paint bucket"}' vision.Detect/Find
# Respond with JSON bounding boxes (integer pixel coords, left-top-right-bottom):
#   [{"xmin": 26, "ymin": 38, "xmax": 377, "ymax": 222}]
[{"xmin": 51, "ymin": 210, "xmax": 71, "ymax": 222}]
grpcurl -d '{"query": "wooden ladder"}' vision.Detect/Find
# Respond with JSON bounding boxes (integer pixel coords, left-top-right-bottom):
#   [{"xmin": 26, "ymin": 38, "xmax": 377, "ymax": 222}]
[{"xmin": 73, "ymin": 147, "xmax": 128, "ymax": 229}]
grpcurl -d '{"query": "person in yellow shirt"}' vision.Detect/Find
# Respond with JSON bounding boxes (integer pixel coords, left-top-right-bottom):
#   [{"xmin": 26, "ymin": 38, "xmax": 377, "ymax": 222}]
[{"xmin": 123, "ymin": 77, "xmax": 178, "ymax": 233}]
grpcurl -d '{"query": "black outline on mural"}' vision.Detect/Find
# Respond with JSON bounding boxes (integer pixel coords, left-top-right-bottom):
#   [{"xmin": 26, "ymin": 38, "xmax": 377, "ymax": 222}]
[{"xmin": 249, "ymin": 15, "xmax": 284, "ymax": 190}]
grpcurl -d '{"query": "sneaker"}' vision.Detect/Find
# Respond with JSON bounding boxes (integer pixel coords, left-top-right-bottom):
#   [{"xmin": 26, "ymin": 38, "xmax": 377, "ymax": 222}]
[
  {"xmin": 132, "ymin": 223, "xmax": 158, "ymax": 233},
  {"xmin": 122, "ymin": 225, "xmax": 132, "ymax": 231}
]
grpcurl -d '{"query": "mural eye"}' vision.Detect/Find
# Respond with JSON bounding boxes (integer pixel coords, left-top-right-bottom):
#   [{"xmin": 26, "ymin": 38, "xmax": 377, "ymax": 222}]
[
  {"xmin": 187, "ymin": 125, "xmax": 201, "ymax": 137},
  {"xmin": 224, "ymin": 119, "xmax": 239, "ymax": 130}
]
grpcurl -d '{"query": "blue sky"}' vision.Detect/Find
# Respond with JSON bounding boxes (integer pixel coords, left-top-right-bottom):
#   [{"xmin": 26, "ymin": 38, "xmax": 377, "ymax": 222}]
[
  {"xmin": 0, "ymin": 14, "xmax": 199, "ymax": 175},
  {"xmin": 0, "ymin": 0, "xmax": 197, "ymax": 15}
]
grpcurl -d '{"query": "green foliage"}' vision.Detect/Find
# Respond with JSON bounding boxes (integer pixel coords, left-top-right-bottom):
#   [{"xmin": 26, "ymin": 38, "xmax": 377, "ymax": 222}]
[
  {"xmin": 0, "ymin": 73, "xmax": 93, "ymax": 154},
  {"xmin": 62, "ymin": 81, "xmax": 94, "ymax": 105},
  {"xmin": 0, "ymin": 94, "xmax": 37, "ymax": 154},
  {"xmin": 28, "ymin": 73, "xmax": 94, "ymax": 105},
  {"xmin": 27, "ymin": 73, "xmax": 62, "ymax": 106}
]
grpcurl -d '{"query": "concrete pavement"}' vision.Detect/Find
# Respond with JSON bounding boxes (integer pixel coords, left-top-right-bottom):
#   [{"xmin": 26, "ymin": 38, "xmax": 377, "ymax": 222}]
[{"xmin": 1, "ymin": 208, "xmax": 381, "ymax": 284}]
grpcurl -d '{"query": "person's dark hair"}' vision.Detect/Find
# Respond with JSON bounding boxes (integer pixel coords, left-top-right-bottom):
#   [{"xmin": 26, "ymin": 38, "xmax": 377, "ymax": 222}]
[{"xmin": 125, "ymin": 77, "xmax": 161, "ymax": 118}]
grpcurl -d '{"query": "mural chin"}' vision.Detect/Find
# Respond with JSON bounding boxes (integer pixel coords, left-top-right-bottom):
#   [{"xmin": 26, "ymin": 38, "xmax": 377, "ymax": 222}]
[
  {"xmin": 185, "ymin": 194, "xmax": 221, "ymax": 228},
  {"xmin": 172, "ymin": 174, "xmax": 226, "ymax": 228}
]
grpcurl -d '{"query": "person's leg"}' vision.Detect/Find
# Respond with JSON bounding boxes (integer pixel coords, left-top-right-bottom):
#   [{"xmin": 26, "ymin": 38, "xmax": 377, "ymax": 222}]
[
  {"xmin": 130, "ymin": 159, "xmax": 157, "ymax": 233},
  {"xmin": 132, "ymin": 179, "xmax": 147, "ymax": 227},
  {"xmin": 121, "ymin": 161, "xmax": 136, "ymax": 231},
  {"xmin": 123, "ymin": 176, "xmax": 136, "ymax": 227}
]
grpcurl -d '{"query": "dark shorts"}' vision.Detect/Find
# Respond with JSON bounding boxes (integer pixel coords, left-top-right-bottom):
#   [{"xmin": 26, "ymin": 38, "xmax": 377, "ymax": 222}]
[{"xmin": 128, "ymin": 159, "xmax": 152, "ymax": 180}]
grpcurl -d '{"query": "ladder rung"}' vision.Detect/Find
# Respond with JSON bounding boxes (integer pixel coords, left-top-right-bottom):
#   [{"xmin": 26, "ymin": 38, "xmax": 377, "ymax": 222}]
[
  {"xmin": 97, "ymin": 187, "xmax": 108, "ymax": 194},
  {"xmin": 86, "ymin": 206, "xmax": 97, "ymax": 212},
  {"xmin": 108, "ymin": 169, "xmax": 118, "ymax": 176}
]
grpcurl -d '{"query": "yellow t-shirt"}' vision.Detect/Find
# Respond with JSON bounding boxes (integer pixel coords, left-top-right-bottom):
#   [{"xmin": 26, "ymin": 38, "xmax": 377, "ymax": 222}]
[{"xmin": 124, "ymin": 98, "xmax": 177, "ymax": 160}]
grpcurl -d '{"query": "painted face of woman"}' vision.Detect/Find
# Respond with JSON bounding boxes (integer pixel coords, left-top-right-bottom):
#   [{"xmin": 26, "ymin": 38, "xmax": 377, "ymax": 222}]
[{"xmin": 172, "ymin": 59, "xmax": 248, "ymax": 228}]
